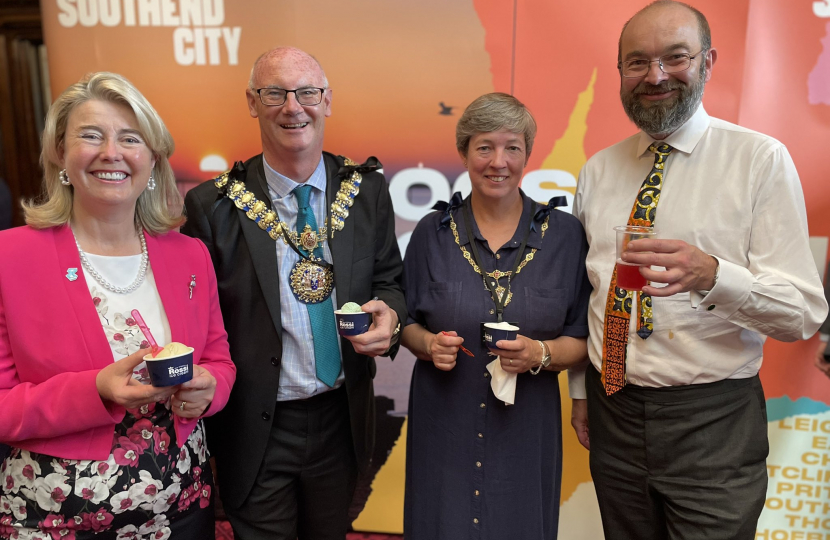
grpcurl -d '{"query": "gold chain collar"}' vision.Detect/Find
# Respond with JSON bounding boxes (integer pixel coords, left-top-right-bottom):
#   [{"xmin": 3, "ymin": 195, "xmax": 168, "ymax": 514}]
[
  {"xmin": 448, "ymin": 208, "xmax": 549, "ymax": 306},
  {"xmin": 214, "ymin": 157, "xmax": 363, "ymax": 243},
  {"xmin": 448, "ymin": 210, "xmax": 548, "ymax": 277}
]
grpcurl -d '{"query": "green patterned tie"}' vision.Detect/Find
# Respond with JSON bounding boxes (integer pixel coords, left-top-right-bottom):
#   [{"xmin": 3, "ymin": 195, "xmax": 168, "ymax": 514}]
[{"xmin": 293, "ymin": 185, "xmax": 341, "ymax": 387}]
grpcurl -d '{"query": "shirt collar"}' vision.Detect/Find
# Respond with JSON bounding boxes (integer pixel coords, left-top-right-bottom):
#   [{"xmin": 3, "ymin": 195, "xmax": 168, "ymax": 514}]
[
  {"xmin": 262, "ymin": 155, "xmax": 327, "ymax": 199},
  {"xmin": 454, "ymin": 190, "xmax": 543, "ymax": 250},
  {"xmin": 636, "ymin": 104, "xmax": 710, "ymax": 158}
]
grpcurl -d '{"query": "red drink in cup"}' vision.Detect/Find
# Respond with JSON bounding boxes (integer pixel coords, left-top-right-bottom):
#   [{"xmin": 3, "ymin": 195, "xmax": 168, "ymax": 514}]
[
  {"xmin": 613, "ymin": 225, "xmax": 657, "ymax": 292},
  {"xmin": 616, "ymin": 260, "xmax": 647, "ymax": 291}
]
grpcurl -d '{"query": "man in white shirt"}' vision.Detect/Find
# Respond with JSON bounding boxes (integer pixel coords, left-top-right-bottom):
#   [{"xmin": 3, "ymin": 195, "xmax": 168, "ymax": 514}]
[{"xmin": 569, "ymin": 1, "xmax": 828, "ymax": 538}]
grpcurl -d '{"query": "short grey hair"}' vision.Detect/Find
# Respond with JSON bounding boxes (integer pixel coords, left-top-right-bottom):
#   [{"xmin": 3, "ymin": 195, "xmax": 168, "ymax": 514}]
[
  {"xmin": 248, "ymin": 46, "xmax": 329, "ymax": 90},
  {"xmin": 456, "ymin": 93, "xmax": 537, "ymax": 158},
  {"xmin": 617, "ymin": 0, "xmax": 712, "ymax": 65}
]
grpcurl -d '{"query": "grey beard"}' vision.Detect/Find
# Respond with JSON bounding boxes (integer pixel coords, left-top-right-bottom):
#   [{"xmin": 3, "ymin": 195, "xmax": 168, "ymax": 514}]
[{"xmin": 621, "ymin": 66, "xmax": 706, "ymax": 136}]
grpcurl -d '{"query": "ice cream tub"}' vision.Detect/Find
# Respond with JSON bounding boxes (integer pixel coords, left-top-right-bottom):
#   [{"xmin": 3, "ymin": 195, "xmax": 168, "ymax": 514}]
[
  {"xmin": 143, "ymin": 342, "xmax": 194, "ymax": 387},
  {"xmin": 483, "ymin": 322, "xmax": 519, "ymax": 350},
  {"xmin": 335, "ymin": 302, "xmax": 372, "ymax": 336}
]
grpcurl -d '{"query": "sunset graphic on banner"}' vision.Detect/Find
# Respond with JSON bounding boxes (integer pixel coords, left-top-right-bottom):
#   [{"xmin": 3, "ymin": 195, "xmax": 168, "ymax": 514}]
[{"xmin": 39, "ymin": 0, "xmax": 830, "ymax": 536}]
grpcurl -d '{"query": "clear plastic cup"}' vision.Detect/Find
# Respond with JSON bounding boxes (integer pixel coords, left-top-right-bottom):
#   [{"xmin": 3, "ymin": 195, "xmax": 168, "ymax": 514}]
[{"xmin": 614, "ymin": 225, "xmax": 657, "ymax": 291}]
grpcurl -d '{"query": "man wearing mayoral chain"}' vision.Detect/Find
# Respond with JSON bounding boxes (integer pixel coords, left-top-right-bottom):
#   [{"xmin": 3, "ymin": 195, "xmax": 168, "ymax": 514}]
[
  {"xmin": 568, "ymin": 1, "xmax": 828, "ymax": 539},
  {"xmin": 183, "ymin": 46, "xmax": 405, "ymax": 540}
]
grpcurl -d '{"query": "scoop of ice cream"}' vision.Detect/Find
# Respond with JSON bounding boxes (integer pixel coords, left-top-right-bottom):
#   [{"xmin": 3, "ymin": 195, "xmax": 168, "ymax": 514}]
[
  {"xmin": 341, "ymin": 302, "xmax": 363, "ymax": 313},
  {"xmin": 486, "ymin": 322, "xmax": 519, "ymax": 331},
  {"xmin": 152, "ymin": 342, "xmax": 190, "ymax": 359}
]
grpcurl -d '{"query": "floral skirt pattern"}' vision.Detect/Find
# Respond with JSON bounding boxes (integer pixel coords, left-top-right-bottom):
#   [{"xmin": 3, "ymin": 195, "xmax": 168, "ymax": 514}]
[{"xmin": 0, "ymin": 401, "xmax": 212, "ymax": 540}]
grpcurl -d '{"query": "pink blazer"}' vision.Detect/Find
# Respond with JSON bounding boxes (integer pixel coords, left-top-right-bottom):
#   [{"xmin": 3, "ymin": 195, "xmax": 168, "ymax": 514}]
[{"xmin": 0, "ymin": 225, "xmax": 236, "ymax": 460}]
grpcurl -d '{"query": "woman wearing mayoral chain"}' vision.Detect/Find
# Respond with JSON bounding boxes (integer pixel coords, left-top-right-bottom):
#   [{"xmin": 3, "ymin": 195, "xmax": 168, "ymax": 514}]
[
  {"xmin": 0, "ymin": 73, "xmax": 235, "ymax": 539},
  {"xmin": 401, "ymin": 93, "xmax": 591, "ymax": 539}
]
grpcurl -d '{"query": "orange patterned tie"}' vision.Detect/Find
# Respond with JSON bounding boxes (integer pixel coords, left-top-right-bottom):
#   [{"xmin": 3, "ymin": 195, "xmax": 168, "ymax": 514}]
[{"xmin": 601, "ymin": 143, "xmax": 673, "ymax": 395}]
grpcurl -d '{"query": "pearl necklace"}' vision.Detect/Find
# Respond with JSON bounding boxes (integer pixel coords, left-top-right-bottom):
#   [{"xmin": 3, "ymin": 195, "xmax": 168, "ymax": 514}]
[{"xmin": 73, "ymin": 230, "xmax": 149, "ymax": 294}]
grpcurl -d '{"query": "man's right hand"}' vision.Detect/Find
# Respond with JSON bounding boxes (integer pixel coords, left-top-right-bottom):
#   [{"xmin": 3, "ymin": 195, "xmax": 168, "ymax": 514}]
[
  {"xmin": 623, "ymin": 238, "xmax": 718, "ymax": 296},
  {"xmin": 96, "ymin": 348, "xmax": 177, "ymax": 409},
  {"xmin": 571, "ymin": 398, "xmax": 590, "ymax": 450}
]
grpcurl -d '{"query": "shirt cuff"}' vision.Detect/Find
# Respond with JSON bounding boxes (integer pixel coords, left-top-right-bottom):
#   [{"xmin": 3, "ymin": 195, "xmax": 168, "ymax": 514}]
[
  {"xmin": 691, "ymin": 256, "xmax": 753, "ymax": 317},
  {"xmin": 567, "ymin": 361, "xmax": 588, "ymax": 399}
]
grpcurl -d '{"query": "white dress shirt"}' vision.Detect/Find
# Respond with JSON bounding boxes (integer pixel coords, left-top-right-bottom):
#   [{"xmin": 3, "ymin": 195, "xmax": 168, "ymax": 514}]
[
  {"xmin": 569, "ymin": 105, "xmax": 828, "ymax": 399},
  {"xmin": 263, "ymin": 156, "xmax": 345, "ymax": 401}
]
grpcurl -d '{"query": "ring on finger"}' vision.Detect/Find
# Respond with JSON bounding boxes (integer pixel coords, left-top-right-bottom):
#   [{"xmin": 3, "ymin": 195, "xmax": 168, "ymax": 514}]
[
  {"xmin": 179, "ymin": 401, "xmax": 187, "ymax": 411},
  {"xmin": 509, "ymin": 358, "xmax": 513, "ymax": 365}
]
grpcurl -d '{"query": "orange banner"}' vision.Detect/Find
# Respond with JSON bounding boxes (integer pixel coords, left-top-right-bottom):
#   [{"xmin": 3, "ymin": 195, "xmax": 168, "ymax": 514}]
[{"xmin": 40, "ymin": 0, "xmax": 830, "ymax": 536}]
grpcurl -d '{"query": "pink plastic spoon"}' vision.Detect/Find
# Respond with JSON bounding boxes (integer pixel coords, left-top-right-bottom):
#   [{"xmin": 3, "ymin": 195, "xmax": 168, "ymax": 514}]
[{"xmin": 131, "ymin": 309, "xmax": 162, "ymax": 357}]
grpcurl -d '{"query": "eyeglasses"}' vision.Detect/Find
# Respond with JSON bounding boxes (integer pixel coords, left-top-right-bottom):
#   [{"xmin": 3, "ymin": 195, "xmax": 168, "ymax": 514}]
[
  {"xmin": 619, "ymin": 51, "xmax": 704, "ymax": 78},
  {"xmin": 254, "ymin": 87, "xmax": 327, "ymax": 107}
]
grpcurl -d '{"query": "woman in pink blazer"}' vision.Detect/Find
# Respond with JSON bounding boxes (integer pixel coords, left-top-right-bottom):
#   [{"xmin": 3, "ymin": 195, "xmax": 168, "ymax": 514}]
[{"xmin": 0, "ymin": 73, "xmax": 235, "ymax": 539}]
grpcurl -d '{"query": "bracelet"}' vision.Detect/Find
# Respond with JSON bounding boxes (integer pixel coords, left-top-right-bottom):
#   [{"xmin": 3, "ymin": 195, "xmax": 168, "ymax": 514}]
[{"xmin": 529, "ymin": 341, "xmax": 546, "ymax": 375}]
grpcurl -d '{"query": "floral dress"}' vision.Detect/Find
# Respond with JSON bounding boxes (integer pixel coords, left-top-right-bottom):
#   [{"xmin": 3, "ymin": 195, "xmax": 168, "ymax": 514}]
[{"xmin": 0, "ymin": 288, "xmax": 213, "ymax": 540}]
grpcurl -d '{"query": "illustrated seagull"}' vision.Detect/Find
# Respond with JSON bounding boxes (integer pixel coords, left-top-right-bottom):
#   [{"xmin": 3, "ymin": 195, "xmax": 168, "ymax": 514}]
[{"xmin": 439, "ymin": 102, "xmax": 454, "ymax": 115}]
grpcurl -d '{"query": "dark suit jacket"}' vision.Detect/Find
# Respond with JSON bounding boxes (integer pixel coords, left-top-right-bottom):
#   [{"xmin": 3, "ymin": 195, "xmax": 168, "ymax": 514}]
[{"xmin": 182, "ymin": 152, "xmax": 406, "ymax": 509}]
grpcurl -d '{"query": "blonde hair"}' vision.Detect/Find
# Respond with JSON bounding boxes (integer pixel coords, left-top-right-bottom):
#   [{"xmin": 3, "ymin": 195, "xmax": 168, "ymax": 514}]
[
  {"xmin": 24, "ymin": 72, "xmax": 183, "ymax": 234},
  {"xmin": 456, "ymin": 93, "xmax": 537, "ymax": 158}
]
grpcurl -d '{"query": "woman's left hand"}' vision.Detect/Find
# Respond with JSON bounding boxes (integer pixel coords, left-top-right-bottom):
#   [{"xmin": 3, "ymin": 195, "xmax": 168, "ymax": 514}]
[
  {"xmin": 494, "ymin": 334, "xmax": 541, "ymax": 374},
  {"xmin": 172, "ymin": 364, "xmax": 216, "ymax": 419}
]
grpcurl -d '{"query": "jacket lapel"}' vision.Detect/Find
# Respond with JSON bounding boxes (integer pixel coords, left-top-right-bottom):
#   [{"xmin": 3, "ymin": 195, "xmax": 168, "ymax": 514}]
[
  {"xmin": 239, "ymin": 157, "xmax": 284, "ymax": 336},
  {"xmin": 145, "ymin": 234, "xmax": 187, "ymax": 346},
  {"xmin": 53, "ymin": 225, "xmax": 115, "ymax": 369},
  {"xmin": 325, "ymin": 153, "xmax": 353, "ymax": 308}
]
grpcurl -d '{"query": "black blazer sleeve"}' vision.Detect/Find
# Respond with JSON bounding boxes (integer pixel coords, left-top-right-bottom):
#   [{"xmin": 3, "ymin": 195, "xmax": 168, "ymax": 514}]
[{"xmin": 366, "ymin": 169, "xmax": 406, "ymax": 358}]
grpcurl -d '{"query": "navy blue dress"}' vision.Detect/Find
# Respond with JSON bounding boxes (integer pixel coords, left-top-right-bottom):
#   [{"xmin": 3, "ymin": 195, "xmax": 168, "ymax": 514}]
[{"xmin": 402, "ymin": 192, "xmax": 591, "ymax": 540}]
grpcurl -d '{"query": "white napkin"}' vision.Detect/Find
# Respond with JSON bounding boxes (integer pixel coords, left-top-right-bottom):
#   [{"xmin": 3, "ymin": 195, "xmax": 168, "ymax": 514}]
[{"xmin": 486, "ymin": 357, "xmax": 517, "ymax": 405}]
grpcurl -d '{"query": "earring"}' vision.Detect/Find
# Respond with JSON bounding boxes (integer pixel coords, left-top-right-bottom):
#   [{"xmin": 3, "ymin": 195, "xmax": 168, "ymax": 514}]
[
  {"xmin": 147, "ymin": 175, "xmax": 156, "ymax": 191},
  {"xmin": 60, "ymin": 169, "xmax": 71, "ymax": 186}
]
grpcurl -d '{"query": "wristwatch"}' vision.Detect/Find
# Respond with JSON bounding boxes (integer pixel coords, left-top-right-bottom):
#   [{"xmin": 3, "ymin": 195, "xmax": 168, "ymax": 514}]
[{"xmin": 530, "ymin": 340, "xmax": 551, "ymax": 375}]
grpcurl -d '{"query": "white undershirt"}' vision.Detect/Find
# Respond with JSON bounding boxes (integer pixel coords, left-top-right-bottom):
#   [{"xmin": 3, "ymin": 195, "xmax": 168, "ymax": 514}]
[{"xmin": 80, "ymin": 253, "xmax": 171, "ymax": 366}]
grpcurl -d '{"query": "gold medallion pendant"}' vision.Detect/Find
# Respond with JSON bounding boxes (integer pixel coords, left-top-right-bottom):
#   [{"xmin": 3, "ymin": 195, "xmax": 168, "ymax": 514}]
[
  {"xmin": 494, "ymin": 285, "xmax": 513, "ymax": 306},
  {"xmin": 299, "ymin": 224, "xmax": 320, "ymax": 251},
  {"xmin": 290, "ymin": 258, "xmax": 334, "ymax": 304}
]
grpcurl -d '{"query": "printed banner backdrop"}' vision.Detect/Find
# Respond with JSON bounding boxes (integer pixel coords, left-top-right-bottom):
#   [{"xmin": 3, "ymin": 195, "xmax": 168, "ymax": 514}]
[
  {"xmin": 739, "ymin": 3, "xmax": 830, "ymax": 539},
  {"xmin": 40, "ymin": 0, "xmax": 830, "ymax": 536}
]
